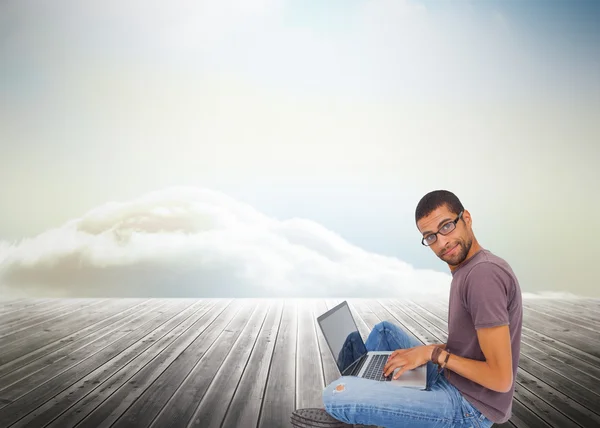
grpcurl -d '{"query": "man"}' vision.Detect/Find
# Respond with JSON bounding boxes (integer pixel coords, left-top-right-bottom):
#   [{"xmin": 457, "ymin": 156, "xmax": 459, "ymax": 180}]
[{"xmin": 291, "ymin": 190, "xmax": 523, "ymax": 428}]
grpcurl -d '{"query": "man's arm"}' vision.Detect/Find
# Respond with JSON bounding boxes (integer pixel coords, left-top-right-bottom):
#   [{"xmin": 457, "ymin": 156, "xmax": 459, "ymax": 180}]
[{"xmin": 433, "ymin": 325, "xmax": 513, "ymax": 393}]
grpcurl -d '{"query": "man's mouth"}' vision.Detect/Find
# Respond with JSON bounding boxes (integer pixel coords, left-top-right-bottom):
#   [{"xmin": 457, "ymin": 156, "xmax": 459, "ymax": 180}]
[{"xmin": 444, "ymin": 244, "xmax": 459, "ymax": 256}]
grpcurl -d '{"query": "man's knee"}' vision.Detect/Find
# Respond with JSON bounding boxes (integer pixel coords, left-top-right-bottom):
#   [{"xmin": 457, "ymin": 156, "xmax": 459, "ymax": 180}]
[
  {"xmin": 375, "ymin": 320, "xmax": 395, "ymax": 331},
  {"xmin": 322, "ymin": 379, "xmax": 355, "ymax": 423},
  {"xmin": 323, "ymin": 379, "xmax": 348, "ymax": 407}
]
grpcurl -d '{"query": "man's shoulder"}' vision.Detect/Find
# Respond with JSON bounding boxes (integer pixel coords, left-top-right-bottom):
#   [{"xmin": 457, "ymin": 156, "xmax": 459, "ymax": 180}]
[
  {"xmin": 461, "ymin": 250, "xmax": 521, "ymax": 301},
  {"xmin": 465, "ymin": 250, "xmax": 515, "ymax": 278}
]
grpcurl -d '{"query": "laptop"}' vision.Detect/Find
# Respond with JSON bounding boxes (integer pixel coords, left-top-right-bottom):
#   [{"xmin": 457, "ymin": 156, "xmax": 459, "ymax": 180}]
[{"xmin": 317, "ymin": 300, "xmax": 427, "ymax": 389}]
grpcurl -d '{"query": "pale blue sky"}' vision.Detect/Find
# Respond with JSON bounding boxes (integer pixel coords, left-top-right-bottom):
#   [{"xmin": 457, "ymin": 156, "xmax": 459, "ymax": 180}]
[{"xmin": 0, "ymin": 0, "xmax": 598, "ymax": 297}]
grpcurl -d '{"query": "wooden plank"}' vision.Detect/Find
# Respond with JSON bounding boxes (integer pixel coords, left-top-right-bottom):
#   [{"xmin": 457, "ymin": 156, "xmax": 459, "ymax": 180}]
[
  {"xmin": 257, "ymin": 299, "xmax": 298, "ymax": 428},
  {"xmin": 521, "ymin": 329, "xmax": 600, "ymax": 382},
  {"xmin": 0, "ymin": 299, "xmax": 87, "ymax": 329},
  {"xmin": 62, "ymin": 300, "xmax": 236, "ymax": 428},
  {"xmin": 552, "ymin": 298, "xmax": 600, "ymax": 312},
  {"xmin": 32, "ymin": 300, "xmax": 215, "ymax": 428},
  {"xmin": 0, "ymin": 299, "xmax": 144, "ymax": 364},
  {"xmin": 523, "ymin": 299, "xmax": 600, "ymax": 327},
  {"xmin": 371, "ymin": 299, "xmax": 435, "ymax": 346},
  {"xmin": 521, "ymin": 325, "xmax": 600, "ymax": 369},
  {"xmin": 295, "ymin": 299, "xmax": 325, "ymax": 410},
  {"xmin": 517, "ymin": 366, "xmax": 600, "ymax": 427},
  {"xmin": 0, "ymin": 299, "xmax": 200, "ymax": 428},
  {"xmin": 0, "ymin": 297, "xmax": 27, "ymax": 305},
  {"xmin": 189, "ymin": 299, "xmax": 275, "ymax": 428},
  {"xmin": 149, "ymin": 300, "xmax": 267, "ymax": 427},
  {"xmin": 516, "ymin": 352, "xmax": 600, "ymax": 414},
  {"xmin": 219, "ymin": 300, "xmax": 283, "ymax": 428},
  {"xmin": 2, "ymin": 299, "xmax": 184, "ymax": 428},
  {"xmin": 112, "ymin": 301, "xmax": 257, "ymax": 428},
  {"xmin": 510, "ymin": 399, "xmax": 553, "ymax": 428},
  {"xmin": 0, "ymin": 299, "xmax": 167, "ymax": 384},
  {"xmin": 0, "ymin": 299, "xmax": 108, "ymax": 341},
  {"xmin": 0, "ymin": 299, "xmax": 144, "ymax": 366},
  {"xmin": 519, "ymin": 340, "xmax": 600, "ymax": 397},
  {"xmin": 386, "ymin": 300, "xmax": 449, "ymax": 347},
  {"xmin": 0, "ymin": 299, "xmax": 164, "ymax": 379},
  {"xmin": 0, "ymin": 299, "xmax": 54, "ymax": 317},
  {"xmin": 522, "ymin": 308, "xmax": 600, "ymax": 350}
]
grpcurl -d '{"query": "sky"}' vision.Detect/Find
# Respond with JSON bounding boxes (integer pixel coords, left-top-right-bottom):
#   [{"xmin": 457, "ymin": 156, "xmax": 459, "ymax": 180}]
[{"xmin": 0, "ymin": 0, "xmax": 598, "ymax": 298}]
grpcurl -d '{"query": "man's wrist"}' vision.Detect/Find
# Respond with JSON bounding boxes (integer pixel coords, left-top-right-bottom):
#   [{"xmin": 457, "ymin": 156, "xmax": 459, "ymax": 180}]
[{"xmin": 440, "ymin": 349, "xmax": 451, "ymax": 369}]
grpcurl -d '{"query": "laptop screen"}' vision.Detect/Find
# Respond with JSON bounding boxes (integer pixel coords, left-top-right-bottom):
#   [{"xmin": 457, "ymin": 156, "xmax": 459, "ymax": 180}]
[{"xmin": 317, "ymin": 301, "xmax": 368, "ymax": 374}]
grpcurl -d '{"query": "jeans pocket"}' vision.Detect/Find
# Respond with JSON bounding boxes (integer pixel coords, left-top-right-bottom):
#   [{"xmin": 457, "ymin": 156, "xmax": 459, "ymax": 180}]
[{"xmin": 460, "ymin": 396, "xmax": 485, "ymax": 427}]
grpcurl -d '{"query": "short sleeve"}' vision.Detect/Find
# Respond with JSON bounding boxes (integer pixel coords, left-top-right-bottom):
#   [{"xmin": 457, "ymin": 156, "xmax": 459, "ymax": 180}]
[{"xmin": 462, "ymin": 263, "xmax": 512, "ymax": 329}]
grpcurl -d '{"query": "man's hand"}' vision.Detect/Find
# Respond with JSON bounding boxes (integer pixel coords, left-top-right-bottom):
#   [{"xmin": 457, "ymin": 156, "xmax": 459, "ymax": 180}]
[{"xmin": 383, "ymin": 345, "xmax": 434, "ymax": 379}]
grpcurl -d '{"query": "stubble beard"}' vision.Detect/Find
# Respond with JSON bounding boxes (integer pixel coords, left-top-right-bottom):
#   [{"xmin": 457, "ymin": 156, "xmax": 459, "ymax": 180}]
[{"xmin": 441, "ymin": 238, "xmax": 473, "ymax": 266}]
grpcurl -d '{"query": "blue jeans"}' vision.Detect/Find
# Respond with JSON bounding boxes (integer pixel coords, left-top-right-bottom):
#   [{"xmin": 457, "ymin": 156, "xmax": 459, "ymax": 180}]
[{"xmin": 323, "ymin": 321, "xmax": 494, "ymax": 428}]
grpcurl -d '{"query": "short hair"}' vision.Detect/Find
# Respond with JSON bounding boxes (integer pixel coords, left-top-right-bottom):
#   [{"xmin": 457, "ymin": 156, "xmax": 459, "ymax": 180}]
[{"xmin": 415, "ymin": 190, "xmax": 464, "ymax": 225}]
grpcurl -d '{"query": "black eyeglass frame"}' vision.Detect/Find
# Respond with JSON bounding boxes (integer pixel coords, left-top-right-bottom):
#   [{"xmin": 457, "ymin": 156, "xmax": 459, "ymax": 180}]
[{"xmin": 421, "ymin": 210, "xmax": 464, "ymax": 246}]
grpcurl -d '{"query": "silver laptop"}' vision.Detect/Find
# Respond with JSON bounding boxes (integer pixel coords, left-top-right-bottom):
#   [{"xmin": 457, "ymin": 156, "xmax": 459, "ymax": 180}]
[{"xmin": 317, "ymin": 300, "xmax": 426, "ymax": 389}]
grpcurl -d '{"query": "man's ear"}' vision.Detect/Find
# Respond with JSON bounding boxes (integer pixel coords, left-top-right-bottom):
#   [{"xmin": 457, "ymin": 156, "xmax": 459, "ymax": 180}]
[{"xmin": 463, "ymin": 210, "xmax": 472, "ymax": 227}]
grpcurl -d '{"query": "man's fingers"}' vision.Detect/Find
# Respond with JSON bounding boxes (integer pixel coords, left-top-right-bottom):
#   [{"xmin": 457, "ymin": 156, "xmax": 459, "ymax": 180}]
[
  {"xmin": 393, "ymin": 364, "xmax": 415, "ymax": 380},
  {"xmin": 384, "ymin": 356, "xmax": 402, "ymax": 373},
  {"xmin": 388, "ymin": 349, "xmax": 408, "ymax": 360},
  {"xmin": 384, "ymin": 358, "xmax": 404, "ymax": 376},
  {"xmin": 393, "ymin": 367, "xmax": 406, "ymax": 379}
]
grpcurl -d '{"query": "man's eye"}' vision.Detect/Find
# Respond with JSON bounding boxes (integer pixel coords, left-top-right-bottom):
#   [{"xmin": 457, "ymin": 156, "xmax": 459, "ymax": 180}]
[
  {"xmin": 441, "ymin": 223, "xmax": 452, "ymax": 231},
  {"xmin": 425, "ymin": 235, "xmax": 435, "ymax": 242}
]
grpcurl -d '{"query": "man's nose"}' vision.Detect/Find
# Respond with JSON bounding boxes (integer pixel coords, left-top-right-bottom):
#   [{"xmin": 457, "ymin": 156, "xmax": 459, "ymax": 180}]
[{"xmin": 436, "ymin": 234, "xmax": 451, "ymax": 249}]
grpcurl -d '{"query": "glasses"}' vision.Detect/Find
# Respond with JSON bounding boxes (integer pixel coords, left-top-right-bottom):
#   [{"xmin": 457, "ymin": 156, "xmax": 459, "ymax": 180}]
[{"xmin": 421, "ymin": 211, "xmax": 463, "ymax": 246}]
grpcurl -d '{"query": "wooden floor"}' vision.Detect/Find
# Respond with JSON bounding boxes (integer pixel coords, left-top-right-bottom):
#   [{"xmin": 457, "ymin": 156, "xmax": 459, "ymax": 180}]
[{"xmin": 0, "ymin": 298, "xmax": 599, "ymax": 428}]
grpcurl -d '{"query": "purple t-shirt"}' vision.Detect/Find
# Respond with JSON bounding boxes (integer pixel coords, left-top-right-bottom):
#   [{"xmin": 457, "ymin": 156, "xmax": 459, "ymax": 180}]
[{"xmin": 445, "ymin": 248, "xmax": 523, "ymax": 424}]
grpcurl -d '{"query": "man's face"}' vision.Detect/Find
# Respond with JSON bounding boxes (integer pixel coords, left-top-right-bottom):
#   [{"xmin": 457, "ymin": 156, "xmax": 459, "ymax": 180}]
[{"xmin": 417, "ymin": 205, "xmax": 473, "ymax": 267}]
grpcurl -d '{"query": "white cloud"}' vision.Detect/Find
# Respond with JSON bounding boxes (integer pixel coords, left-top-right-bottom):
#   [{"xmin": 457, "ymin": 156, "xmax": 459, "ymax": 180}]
[
  {"xmin": 0, "ymin": 187, "xmax": 451, "ymax": 298},
  {"xmin": 522, "ymin": 291, "xmax": 588, "ymax": 300}
]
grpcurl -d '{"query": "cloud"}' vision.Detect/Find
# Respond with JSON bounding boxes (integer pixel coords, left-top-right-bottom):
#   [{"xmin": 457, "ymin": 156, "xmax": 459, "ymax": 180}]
[
  {"xmin": 522, "ymin": 291, "xmax": 589, "ymax": 300},
  {"xmin": 0, "ymin": 187, "xmax": 451, "ymax": 298}
]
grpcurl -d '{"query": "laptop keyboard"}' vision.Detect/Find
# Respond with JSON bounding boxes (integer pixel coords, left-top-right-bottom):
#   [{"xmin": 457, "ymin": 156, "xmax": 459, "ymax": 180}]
[{"xmin": 362, "ymin": 354, "xmax": 392, "ymax": 381}]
